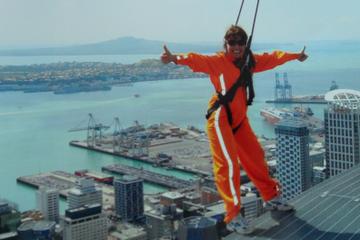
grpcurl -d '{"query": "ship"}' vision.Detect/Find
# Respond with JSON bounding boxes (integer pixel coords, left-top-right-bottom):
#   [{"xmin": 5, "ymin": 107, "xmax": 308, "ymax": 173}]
[
  {"xmin": 74, "ymin": 169, "xmax": 114, "ymax": 185},
  {"xmin": 260, "ymin": 108, "xmax": 294, "ymax": 124},
  {"xmin": 260, "ymin": 106, "xmax": 314, "ymax": 125}
]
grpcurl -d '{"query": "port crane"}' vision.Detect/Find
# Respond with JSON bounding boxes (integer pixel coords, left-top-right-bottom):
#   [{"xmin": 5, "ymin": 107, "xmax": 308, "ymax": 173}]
[
  {"xmin": 111, "ymin": 118, "xmax": 150, "ymax": 157},
  {"xmin": 69, "ymin": 113, "xmax": 110, "ymax": 148},
  {"xmin": 112, "ymin": 117, "xmax": 127, "ymax": 153}
]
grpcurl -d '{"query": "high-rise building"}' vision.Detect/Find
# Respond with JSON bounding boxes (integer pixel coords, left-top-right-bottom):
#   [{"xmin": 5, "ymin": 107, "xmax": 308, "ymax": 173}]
[
  {"xmin": 146, "ymin": 204, "xmax": 183, "ymax": 239},
  {"xmin": 324, "ymin": 89, "xmax": 360, "ymax": 177},
  {"xmin": 62, "ymin": 204, "xmax": 107, "ymax": 240},
  {"xmin": 114, "ymin": 176, "xmax": 144, "ymax": 222},
  {"xmin": 177, "ymin": 216, "xmax": 218, "ymax": 240},
  {"xmin": 68, "ymin": 177, "xmax": 102, "ymax": 209},
  {"xmin": 0, "ymin": 200, "xmax": 21, "ymax": 234},
  {"xmin": 275, "ymin": 120, "xmax": 311, "ymax": 200},
  {"xmin": 36, "ymin": 187, "xmax": 59, "ymax": 223}
]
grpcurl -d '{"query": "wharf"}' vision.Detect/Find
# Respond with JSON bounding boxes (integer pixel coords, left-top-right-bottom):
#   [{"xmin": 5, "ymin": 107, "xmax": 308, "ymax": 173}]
[
  {"xmin": 17, "ymin": 171, "xmax": 77, "ymax": 198},
  {"xmin": 70, "ymin": 140, "xmax": 153, "ymax": 163},
  {"xmin": 265, "ymin": 99, "xmax": 327, "ymax": 104},
  {"xmin": 70, "ymin": 140, "xmax": 210, "ymax": 177},
  {"xmin": 17, "ymin": 171, "xmax": 115, "ymax": 206},
  {"xmin": 102, "ymin": 164, "xmax": 193, "ymax": 189}
]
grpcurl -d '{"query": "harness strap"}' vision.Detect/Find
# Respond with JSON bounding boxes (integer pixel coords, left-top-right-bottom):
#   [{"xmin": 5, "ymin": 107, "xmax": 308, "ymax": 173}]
[{"xmin": 205, "ymin": 65, "xmax": 251, "ymax": 127}]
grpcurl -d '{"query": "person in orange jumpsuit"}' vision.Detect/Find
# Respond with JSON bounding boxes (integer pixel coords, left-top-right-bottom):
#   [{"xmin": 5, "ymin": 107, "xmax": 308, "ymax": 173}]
[{"xmin": 161, "ymin": 25, "xmax": 308, "ymax": 234}]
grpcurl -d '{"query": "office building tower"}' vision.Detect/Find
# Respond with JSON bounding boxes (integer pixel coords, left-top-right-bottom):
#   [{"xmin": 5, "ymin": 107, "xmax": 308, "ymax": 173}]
[
  {"xmin": 62, "ymin": 204, "xmax": 107, "ymax": 240},
  {"xmin": 275, "ymin": 120, "xmax": 311, "ymax": 200},
  {"xmin": 146, "ymin": 204, "xmax": 183, "ymax": 239},
  {"xmin": 68, "ymin": 177, "xmax": 102, "ymax": 209},
  {"xmin": 0, "ymin": 200, "xmax": 21, "ymax": 234},
  {"xmin": 36, "ymin": 187, "xmax": 59, "ymax": 223},
  {"xmin": 324, "ymin": 89, "xmax": 360, "ymax": 177},
  {"xmin": 114, "ymin": 176, "xmax": 144, "ymax": 222},
  {"xmin": 177, "ymin": 216, "xmax": 219, "ymax": 240}
]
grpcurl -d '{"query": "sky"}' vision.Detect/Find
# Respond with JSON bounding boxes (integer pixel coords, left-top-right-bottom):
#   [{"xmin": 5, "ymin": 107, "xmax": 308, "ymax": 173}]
[{"xmin": 0, "ymin": 0, "xmax": 359, "ymax": 47}]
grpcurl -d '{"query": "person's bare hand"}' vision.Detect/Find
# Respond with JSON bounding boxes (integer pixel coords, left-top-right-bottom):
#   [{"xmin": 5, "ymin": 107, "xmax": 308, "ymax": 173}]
[
  {"xmin": 161, "ymin": 45, "xmax": 176, "ymax": 64},
  {"xmin": 298, "ymin": 46, "xmax": 308, "ymax": 62}
]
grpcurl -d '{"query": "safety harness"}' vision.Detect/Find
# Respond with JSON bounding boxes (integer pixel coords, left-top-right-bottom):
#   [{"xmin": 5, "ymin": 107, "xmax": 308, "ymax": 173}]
[{"xmin": 205, "ymin": 0, "xmax": 260, "ymax": 133}]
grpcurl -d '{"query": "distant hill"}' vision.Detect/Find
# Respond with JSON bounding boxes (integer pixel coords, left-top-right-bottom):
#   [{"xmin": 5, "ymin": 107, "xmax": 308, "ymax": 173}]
[
  {"xmin": 0, "ymin": 36, "xmax": 299, "ymax": 56},
  {"xmin": 0, "ymin": 37, "xmax": 223, "ymax": 56}
]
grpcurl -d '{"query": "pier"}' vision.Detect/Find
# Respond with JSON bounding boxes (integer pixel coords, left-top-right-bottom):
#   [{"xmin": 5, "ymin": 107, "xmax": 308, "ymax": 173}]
[
  {"xmin": 265, "ymin": 99, "xmax": 327, "ymax": 104},
  {"xmin": 70, "ymin": 139, "xmax": 210, "ymax": 177},
  {"xmin": 17, "ymin": 171, "xmax": 79, "ymax": 198},
  {"xmin": 17, "ymin": 171, "xmax": 115, "ymax": 206},
  {"xmin": 102, "ymin": 164, "xmax": 193, "ymax": 189}
]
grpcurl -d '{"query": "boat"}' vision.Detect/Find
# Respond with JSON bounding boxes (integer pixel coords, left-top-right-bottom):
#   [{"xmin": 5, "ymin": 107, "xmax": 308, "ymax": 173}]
[
  {"xmin": 260, "ymin": 107, "xmax": 294, "ymax": 124},
  {"xmin": 260, "ymin": 106, "xmax": 314, "ymax": 124},
  {"xmin": 74, "ymin": 169, "xmax": 114, "ymax": 185}
]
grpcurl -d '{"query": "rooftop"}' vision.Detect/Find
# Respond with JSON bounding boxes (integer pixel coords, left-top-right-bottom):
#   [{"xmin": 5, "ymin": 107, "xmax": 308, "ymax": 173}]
[
  {"xmin": 325, "ymin": 89, "xmax": 360, "ymax": 110},
  {"xmin": 32, "ymin": 220, "xmax": 56, "ymax": 231},
  {"xmin": 161, "ymin": 191, "xmax": 184, "ymax": 199},
  {"xmin": 225, "ymin": 164, "xmax": 360, "ymax": 239},
  {"xmin": 115, "ymin": 175, "xmax": 142, "ymax": 183}
]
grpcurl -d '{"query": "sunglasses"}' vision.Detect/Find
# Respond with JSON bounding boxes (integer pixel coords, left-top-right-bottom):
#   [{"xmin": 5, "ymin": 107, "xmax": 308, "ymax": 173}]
[{"xmin": 227, "ymin": 39, "xmax": 246, "ymax": 46}]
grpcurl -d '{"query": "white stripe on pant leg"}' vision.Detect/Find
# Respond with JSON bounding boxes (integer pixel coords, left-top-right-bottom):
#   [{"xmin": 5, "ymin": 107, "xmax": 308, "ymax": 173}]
[{"xmin": 214, "ymin": 107, "xmax": 239, "ymax": 206}]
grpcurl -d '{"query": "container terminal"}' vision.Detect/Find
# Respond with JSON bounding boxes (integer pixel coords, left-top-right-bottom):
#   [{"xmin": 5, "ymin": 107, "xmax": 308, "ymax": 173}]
[
  {"xmin": 69, "ymin": 117, "xmax": 212, "ymax": 175},
  {"xmin": 102, "ymin": 164, "xmax": 193, "ymax": 189}
]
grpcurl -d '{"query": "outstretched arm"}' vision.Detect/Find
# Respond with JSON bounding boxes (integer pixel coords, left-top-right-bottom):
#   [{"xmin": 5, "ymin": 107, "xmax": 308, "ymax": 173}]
[
  {"xmin": 253, "ymin": 46, "xmax": 308, "ymax": 73},
  {"xmin": 160, "ymin": 44, "xmax": 220, "ymax": 75}
]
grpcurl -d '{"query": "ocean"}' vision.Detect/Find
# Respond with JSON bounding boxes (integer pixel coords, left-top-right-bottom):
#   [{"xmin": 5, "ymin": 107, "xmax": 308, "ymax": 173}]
[{"xmin": 0, "ymin": 41, "xmax": 359, "ymax": 212}]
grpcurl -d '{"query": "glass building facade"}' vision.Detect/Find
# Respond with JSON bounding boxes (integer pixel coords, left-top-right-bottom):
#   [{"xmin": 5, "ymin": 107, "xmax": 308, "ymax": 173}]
[
  {"xmin": 275, "ymin": 120, "xmax": 311, "ymax": 200},
  {"xmin": 114, "ymin": 175, "xmax": 144, "ymax": 222}
]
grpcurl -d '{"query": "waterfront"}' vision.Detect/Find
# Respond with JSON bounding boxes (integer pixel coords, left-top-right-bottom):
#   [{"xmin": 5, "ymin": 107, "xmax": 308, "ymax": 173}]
[{"xmin": 1, "ymin": 44, "xmax": 360, "ymax": 212}]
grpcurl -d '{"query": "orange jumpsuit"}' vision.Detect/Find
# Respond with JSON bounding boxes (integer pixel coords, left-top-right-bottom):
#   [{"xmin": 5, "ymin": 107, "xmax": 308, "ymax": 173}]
[{"xmin": 176, "ymin": 51, "xmax": 301, "ymax": 223}]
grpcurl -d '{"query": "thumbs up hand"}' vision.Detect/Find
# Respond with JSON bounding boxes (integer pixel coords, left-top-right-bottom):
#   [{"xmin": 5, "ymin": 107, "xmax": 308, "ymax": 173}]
[
  {"xmin": 161, "ymin": 44, "xmax": 177, "ymax": 64},
  {"xmin": 298, "ymin": 46, "xmax": 308, "ymax": 62}
]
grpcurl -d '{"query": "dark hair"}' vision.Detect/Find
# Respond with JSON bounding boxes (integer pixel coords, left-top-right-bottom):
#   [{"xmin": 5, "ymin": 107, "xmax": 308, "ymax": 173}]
[
  {"xmin": 223, "ymin": 25, "xmax": 248, "ymax": 50},
  {"xmin": 224, "ymin": 25, "xmax": 256, "ymax": 106}
]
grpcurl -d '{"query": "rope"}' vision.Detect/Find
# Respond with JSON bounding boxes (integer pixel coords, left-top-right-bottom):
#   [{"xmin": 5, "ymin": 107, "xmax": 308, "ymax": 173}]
[
  {"xmin": 235, "ymin": 0, "xmax": 245, "ymax": 26},
  {"xmin": 235, "ymin": 0, "xmax": 260, "ymax": 47},
  {"xmin": 250, "ymin": 0, "xmax": 260, "ymax": 42}
]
